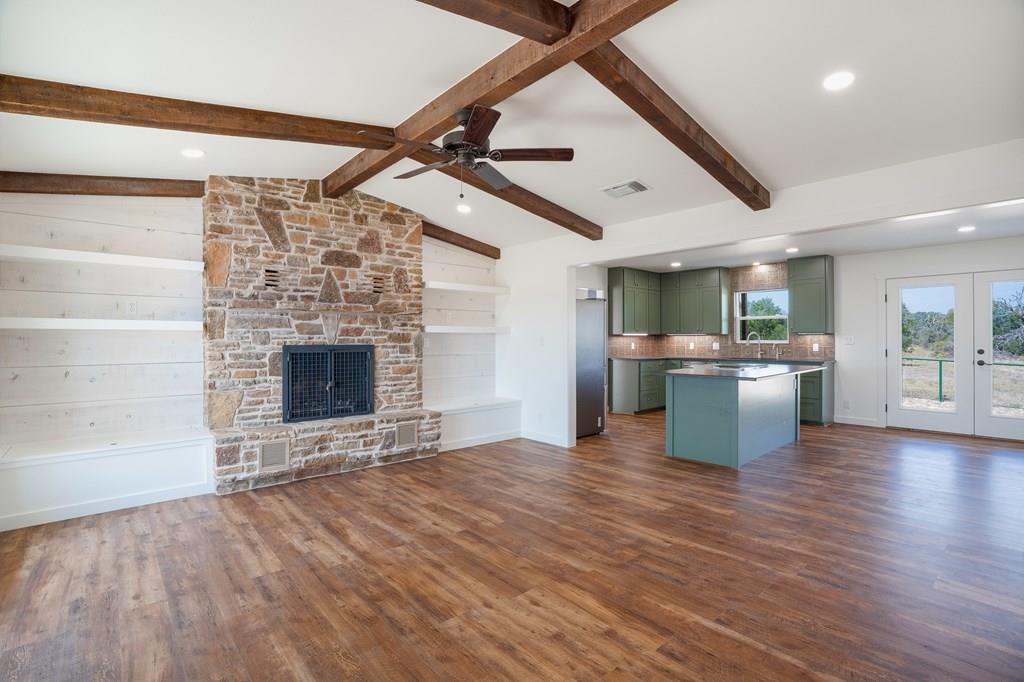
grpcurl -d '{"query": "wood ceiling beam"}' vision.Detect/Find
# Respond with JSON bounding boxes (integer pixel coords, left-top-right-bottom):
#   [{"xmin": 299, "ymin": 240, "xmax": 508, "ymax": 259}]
[
  {"xmin": 0, "ymin": 171, "xmax": 205, "ymax": 198},
  {"xmin": 422, "ymin": 220, "xmax": 501, "ymax": 259},
  {"xmin": 322, "ymin": 0, "xmax": 678, "ymax": 200},
  {"xmin": 415, "ymin": 0, "xmax": 573, "ymax": 45},
  {"xmin": 0, "ymin": 74, "xmax": 395, "ymax": 150},
  {"xmin": 409, "ymin": 149, "xmax": 603, "ymax": 240},
  {"xmin": 576, "ymin": 42, "xmax": 770, "ymax": 210}
]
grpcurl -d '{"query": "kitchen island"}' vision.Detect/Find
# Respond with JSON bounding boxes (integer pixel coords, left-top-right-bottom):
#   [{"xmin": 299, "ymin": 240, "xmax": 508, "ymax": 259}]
[{"xmin": 665, "ymin": 363, "xmax": 825, "ymax": 468}]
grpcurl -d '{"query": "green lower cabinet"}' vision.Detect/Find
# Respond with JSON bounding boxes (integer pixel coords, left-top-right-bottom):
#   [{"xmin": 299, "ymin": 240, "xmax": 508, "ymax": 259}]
[
  {"xmin": 611, "ymin": 359, "xmax": 669, "ymax": 413},
  {"xmin": 799, "ymin": 364, "xmax": 834, "ymax": 424}
]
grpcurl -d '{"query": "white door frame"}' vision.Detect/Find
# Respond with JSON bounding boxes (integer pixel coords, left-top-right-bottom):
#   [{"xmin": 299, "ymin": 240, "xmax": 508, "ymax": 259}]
[
  {"xmin": 885, "ymin": 274, "xmax": 975, "ymax": 435},
  {"xmin": 974, "ymin": 268, "xmax": 1024, "ymax": 440}
]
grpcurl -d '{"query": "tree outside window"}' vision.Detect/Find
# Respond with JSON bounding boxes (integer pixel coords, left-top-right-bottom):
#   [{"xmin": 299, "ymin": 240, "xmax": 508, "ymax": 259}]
[{"xmin": 736, "ymin": 289, "xmax": 788, "ymax": 342}]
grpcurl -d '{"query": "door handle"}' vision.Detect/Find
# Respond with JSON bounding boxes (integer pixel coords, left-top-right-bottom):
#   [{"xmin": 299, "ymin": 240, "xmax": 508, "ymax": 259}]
[{"xmin": 977, "ymin": 360, "xmax": 987, "ymax": 366}]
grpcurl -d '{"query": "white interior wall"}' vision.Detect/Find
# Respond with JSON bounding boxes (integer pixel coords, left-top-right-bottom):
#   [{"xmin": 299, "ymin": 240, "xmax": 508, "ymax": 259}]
[
  {"xmin": 834, "ymin": 234, "xmax": 1024, "ymax": 427},
  {"xmin": 495, "ymin": 139, "xmax": 1024, "ymax": 447}
]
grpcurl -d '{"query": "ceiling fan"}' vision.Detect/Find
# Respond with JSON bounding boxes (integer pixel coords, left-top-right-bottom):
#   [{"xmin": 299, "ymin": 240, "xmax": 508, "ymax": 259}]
[{"xmin": 359, "ymin": 105, "xmax": 574, "ymax": 190}]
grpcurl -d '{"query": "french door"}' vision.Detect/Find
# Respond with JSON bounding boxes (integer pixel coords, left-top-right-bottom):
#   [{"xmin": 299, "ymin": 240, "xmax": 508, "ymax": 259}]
[
  {"xmin": 885, "ymin": 270, "xmax": 1024, "ymax": 440},
  {"xmin": 974, "ymin": 269, "xmax": 1024, "ymax": 439}
]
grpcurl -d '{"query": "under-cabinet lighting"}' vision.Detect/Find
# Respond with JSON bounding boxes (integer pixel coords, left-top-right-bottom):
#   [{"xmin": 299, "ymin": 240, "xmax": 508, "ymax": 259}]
[{"xmin": 622, "ymin": 333, "xmax": 648, "ymax": 337}]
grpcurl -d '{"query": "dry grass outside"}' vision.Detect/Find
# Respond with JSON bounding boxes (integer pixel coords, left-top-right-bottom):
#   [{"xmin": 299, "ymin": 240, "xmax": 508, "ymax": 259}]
[{"xmin": 900, "ymin": 358, "xmax": 1024, "ymax": 418}]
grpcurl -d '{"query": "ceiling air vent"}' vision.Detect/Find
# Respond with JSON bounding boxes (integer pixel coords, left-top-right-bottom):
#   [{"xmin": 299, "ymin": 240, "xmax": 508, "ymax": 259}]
[
  {"xmin": 602, "ymin": 179, "xmax": 650, "ymax": 199},
  {"xmin": 264, "ymin": 268, "xmax": 281, "ymax": 288}
]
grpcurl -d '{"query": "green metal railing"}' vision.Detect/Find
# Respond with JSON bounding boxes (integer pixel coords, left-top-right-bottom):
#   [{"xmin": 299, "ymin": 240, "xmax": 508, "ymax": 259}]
[{"xmin": 902, "ymin": 356, "xmax": 1024, "ymax": 403}]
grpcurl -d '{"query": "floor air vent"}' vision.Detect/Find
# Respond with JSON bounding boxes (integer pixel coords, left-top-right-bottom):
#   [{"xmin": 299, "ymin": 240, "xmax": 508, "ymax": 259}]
[
  {"xmin": 602, "ymin": 179, "xmax": 649, "ymax": 199},
  {"xmin": 396, "ymin": 422, "xmax": 418, "ymax": 449},
  {"xmin": 259, "ymin": 440, "xmax": 289, "ymax": 472}
]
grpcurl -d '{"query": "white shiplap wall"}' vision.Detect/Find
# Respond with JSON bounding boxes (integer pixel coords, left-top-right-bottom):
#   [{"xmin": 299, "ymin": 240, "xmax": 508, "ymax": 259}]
[
  {"xmin": 0, "ymin": 193, "xmax": 212, "ymax": 530},
  {"xmin": 422, "ymin": 236, "xmax": 519, "ymax": 450}
]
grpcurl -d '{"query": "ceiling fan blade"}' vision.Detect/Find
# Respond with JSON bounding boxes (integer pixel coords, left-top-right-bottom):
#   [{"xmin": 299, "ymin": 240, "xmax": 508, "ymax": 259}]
[
  {"xmin": 358, "ymin": 130, "xmax": 438, "ymax": 152},
  {"xmin": 393, "ymin": 159, "xmax": 455, "ymax": 180},
  {"xmin": 461, "ymin": 105, "xmax": 501, "ymax": 147},
  {"xmin": 470, "ymin": 162, "xmax": 513, "ymax": 190},
  {"xmin": 490, "ymin": 148, "xmax": 574, "ymax": 162}
]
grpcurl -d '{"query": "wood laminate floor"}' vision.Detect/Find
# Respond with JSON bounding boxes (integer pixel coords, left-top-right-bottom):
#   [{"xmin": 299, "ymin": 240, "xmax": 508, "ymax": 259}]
[{"xmin": 2, "ymin": 414, "xmax": 1023, "ymax": 680}]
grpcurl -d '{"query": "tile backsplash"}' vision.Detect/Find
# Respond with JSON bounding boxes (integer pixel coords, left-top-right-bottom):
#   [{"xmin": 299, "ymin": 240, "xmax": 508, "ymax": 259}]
[{"xmin": 607, "ymin": 261, "xmax": 835, "ymax": 361}]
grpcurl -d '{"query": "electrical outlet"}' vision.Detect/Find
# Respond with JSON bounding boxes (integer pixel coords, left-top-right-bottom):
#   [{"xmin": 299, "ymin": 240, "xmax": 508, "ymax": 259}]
[
  {"xmin": 630, "ymin": 341, "xmax": 636, "ymax": 350},
  {"xmin": 812, "ymin": 343, "xmax": 820, "ymax": 352},
  {"xmin": 712, "ymin": 341, "xmax": 720, "ymax": 351},
  {"xmin": 688, "ymin": 342, "xmax": 695, "ymax": 350},
  {"xmin": 844, "ymin": 335, "xmax": 855, "ymax": 346}
]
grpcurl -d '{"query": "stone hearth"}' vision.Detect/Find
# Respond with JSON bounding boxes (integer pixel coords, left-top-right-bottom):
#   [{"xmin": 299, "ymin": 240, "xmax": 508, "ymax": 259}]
[{"xmin": 203, "ymin": 176, "xmax": 439, "ymax": 493}]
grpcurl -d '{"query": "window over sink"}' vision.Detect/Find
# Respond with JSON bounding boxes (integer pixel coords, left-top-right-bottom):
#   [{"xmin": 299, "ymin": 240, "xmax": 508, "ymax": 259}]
[{"xmin": 736, "ymin": 289, "xmax": 789, "ymax": 343}]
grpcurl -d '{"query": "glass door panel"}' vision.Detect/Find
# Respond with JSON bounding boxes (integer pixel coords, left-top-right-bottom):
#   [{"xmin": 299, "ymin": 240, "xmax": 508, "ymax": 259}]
[
  {"xmin": 974, "ymin": 270, "xmax": 1024, "ymax": 440},
  {"xmin": 886, "ymin": 274, "xmax": 974, "ymax": 434}
]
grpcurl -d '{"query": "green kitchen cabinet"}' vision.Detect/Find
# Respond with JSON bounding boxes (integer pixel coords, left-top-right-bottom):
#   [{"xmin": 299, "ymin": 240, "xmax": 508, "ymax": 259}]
[
  {"xmin": 660, "ymin": 288, "xmax": 680, "ymax": 334},
  {"xmin": 677, "ymin": 267, "xmax": 730, "ymax": 335},
  {"xmin": 788, "ymin": 255, "xmax": 834, "ymax": 334},
  {"xmin": 679, "ymin": 287, "xmax": 701, "ymax": 334},
  {"xmin": 798, "ymin": 362, "xmax": 834, "ymax": 424},
  {"xmin": 609, "ymin": 267, "xmax": 661, "ymax": 335},
  {"xmin": 610, "ymin": 359, "xmax": 669, "ymax": 413}
]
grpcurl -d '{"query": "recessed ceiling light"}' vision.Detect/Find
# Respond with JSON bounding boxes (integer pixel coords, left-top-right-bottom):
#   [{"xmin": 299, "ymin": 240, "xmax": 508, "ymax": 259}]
[
  {"xmin": 752, "ymin": 262, "xmax": 761, "ymax": 266},
  {"xmin": 578, "ymin": 263, "xmax": 590, "ymax": 267},
  {"xmin": 893, "ymin": 209, "xmax": 956, "ymax": 222},
  {"xmin": 456, "ymin": 203, "xmax": 471, "ymax": 214},
  {"xmin": 670, "ymin": 262, "xmax": 681, "ymax": 268},
  {"xmin": 823, "ymin": 70, "xmax": 855, "ymax": 91},
  {"xmin": 180, "ymin": 148, "xmax": 205, "ymax": 159},
  {"xmin": 984, "ymin": 198, "xmax": 1024, "ymax": 209},
  {"xmin": 785, "ymin": 247, "xmax": 799, "ymax": 254},
  {"xmin": 957, "ymin": 225, "xmax": 976, "ymax": 233}
]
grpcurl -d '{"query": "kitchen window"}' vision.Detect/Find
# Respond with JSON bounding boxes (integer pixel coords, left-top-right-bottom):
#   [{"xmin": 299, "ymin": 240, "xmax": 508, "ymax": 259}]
[{"xmin": 736, "ymin": 289, "xmax": 789, "ymax": 343}]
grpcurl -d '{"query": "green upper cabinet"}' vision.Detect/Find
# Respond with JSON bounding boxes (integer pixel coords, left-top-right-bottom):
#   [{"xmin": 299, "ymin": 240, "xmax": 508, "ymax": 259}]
[
  {"xmin": 609, "ymin": 267, "xmax": 662, "ymax": 335},
  {"xmin": 788, "ymin": 255, "xmax": 834, "ymax": 334},
  {"xmin": 610, "ymin": 266, "xmax": 728, "ymax": 335},
  {"xmin": 674, "ymin": 266, "xmax": 730, "ymax": 335}
]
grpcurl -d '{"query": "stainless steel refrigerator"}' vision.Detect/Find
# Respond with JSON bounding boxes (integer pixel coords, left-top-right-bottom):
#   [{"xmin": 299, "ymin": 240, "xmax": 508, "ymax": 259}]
[{"xmin": 576, "ymin": 295, "xmax": 607, "ymax": 438}]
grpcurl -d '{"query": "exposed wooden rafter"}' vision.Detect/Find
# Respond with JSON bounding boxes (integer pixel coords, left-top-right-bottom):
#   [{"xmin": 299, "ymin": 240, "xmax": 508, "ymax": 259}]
[
  {"xmin": 410, "ymin": 149, "xmax": 603, "ymax": 241},
  {"xmin": 0, "ymin": 74, "xmax": 394, "ymax": 149},
  {"xmin": 422, "ymin": 220, "xmax": 501, "ymax": 259},
  {"xmin": 576, "ymin": 42, "xmax": 770, "ymax": 210},
  {"xmin": 0, "ymin": 171, "xmax": 205, "ymax": 198},
  {"xmin": 415, "ymin": 0, "xmax": 573, "ymax": 45},
  {"xmin": 322, "ymin": 0, "xmax": 677, "ymax": 200}
]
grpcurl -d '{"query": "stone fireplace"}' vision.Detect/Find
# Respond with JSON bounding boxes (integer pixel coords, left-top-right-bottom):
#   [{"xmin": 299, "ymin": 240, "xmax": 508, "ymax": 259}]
[{"xmin": 203, "ymin": 176, "xmax": 440, "ymax": 494}]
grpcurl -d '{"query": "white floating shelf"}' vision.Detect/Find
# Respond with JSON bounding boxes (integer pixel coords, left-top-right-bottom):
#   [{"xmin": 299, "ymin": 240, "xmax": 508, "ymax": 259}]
[
  {"xmin": 424, "ymin": 281, "xmax": 510, "ymax": 295},
  {"xmin": 0, "ymin": 317, "xmax": 203, "ymax": 331},
  {"xmin": 424, "ymin": 396, "xmax": 520, "ymax": 414},
  {"xmin": 425, "ymin": 325, "xmax": 509, "ymax": 334},
  {"xmin": 0, "ymin": 243, "xmax": 204, "ymax": 271}
]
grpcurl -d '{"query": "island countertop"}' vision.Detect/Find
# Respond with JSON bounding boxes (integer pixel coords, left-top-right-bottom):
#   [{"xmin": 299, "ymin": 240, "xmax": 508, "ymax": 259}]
[{"xmin": 665, "ymin": 363, "xmax": 825, "ymax": 381}]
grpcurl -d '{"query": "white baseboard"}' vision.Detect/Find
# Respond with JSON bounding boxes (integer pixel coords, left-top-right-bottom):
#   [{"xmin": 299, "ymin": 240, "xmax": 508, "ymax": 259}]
[
  {"xmin": 0, "ymin": 481, "xmax": 214, "ymax": 532},
  {"xmin": 834, "ymin": 415, "xmax": 883, "ymax": 428},
  {"xmin": 521, "ymin": 430, "xmax": 570, "ymax": 447},
  {"xmin": 440, "ymin": 430, "xmax": 520, "ymax": 452}
]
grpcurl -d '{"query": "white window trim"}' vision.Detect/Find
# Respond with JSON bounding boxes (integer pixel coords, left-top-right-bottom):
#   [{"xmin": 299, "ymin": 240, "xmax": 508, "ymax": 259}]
[{"xmin": 735, "ymin": 290, "xmax": 790, "ymax": 344}]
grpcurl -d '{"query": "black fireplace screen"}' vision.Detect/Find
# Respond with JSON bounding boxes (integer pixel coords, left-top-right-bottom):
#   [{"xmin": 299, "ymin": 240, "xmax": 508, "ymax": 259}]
[{"xmin": 282, "ymin": 345, "xmax": 374, "ymax": 423}]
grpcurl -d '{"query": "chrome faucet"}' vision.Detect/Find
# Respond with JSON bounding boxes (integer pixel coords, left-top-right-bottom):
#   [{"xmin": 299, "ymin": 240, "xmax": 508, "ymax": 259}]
[{"xmin": 746, "ymin": 331, "xmax": 763, "ymax": 359}]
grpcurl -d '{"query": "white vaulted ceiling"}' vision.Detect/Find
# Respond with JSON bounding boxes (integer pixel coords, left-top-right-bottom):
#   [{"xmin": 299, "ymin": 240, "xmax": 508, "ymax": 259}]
[{"xmin": 2, "ymin": 0, "xmax": 1022, "ymax": 248}]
